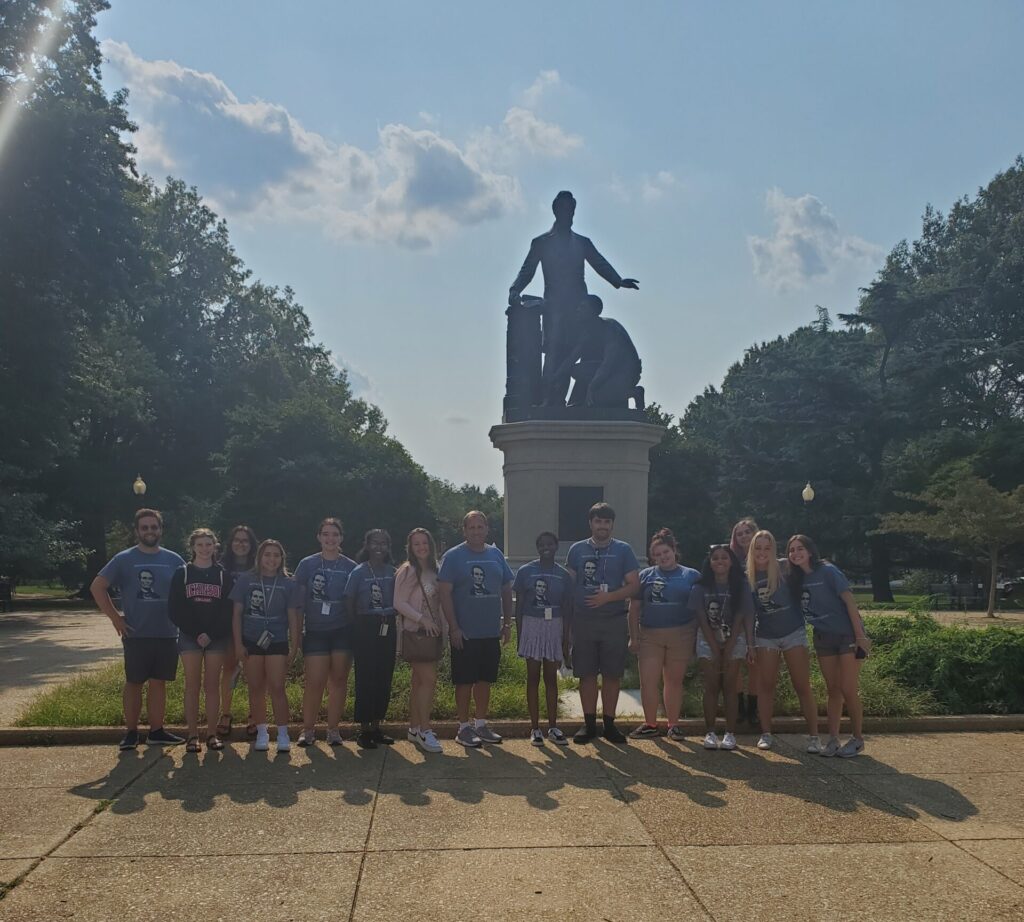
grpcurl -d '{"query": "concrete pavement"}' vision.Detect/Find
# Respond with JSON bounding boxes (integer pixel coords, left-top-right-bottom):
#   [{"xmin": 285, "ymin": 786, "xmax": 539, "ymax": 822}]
[
  {"xmin": 0, "ymin": 732, "xmax": 1021, "ymax": 920},
  {"xmin": 0, "ymin": 608, "xmax": 120, "ymax": 725}
]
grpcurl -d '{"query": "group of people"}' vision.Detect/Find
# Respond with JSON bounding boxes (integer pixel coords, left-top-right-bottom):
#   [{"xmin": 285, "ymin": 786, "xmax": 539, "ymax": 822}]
[{"xmin": 90, "ymin": 503, "xmax": 871, "ymax": 759}]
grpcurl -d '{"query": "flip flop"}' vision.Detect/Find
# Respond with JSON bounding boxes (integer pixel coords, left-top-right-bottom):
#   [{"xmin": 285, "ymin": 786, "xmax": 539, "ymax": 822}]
[
  {"xmin": 185, "ymin": 737, "xmax": 201, "ymax": 753},
  {"xmin": 207, "ymin": 734, "xmax": 224, "ymax": 751}
]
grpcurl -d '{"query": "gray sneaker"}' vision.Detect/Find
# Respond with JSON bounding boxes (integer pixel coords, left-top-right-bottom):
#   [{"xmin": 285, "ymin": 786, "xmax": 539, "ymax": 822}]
[
  {"xmin": 820, "ymin": 736, "xmax": 841, "ymax": 758},
  {"xmin": 837, "ymin": 737, "xmax": 864, "ymax": 759},
  {"xmin": 475, "ymin": 724, "xmax": 503, "ymax": 744},
  {"xmin": 667, "ymin": 725, "xmax": 687, "ymax": 742},
  {"xmin": 456, "ymin": 725, "xmax": 482, "ymax": 748}
]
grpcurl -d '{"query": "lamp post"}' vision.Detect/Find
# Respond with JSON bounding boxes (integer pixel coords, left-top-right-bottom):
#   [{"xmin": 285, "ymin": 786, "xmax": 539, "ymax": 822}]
[
  {"xmin": 132, "ymin": 474, "xmax": 147, "ymax": 497},
  {"xmin": 802, "ymin": 482, "xmax": 815, "ymax": 504}
]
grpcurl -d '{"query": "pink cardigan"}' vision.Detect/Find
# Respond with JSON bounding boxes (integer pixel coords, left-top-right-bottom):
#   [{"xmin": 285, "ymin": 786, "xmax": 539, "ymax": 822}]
[{"xmin": 393, "ymin": 563, "xmax": 446, "ymax": 645}]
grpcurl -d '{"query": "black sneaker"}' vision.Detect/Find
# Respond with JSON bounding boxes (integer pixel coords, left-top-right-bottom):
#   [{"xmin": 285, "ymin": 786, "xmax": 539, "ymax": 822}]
[
  {"xmin": 356, "ymin": 731, "xmax": 378, "ymax": 749},
  {"xmin": 603, "ymin": 723, "xmax": 628, "ymax": 744},
  {"xmin": 628, "ymin": 724, "xmax": 660, "ymax": 739},
  {"xmin": 146, "ymin": 727, "xmax": 184, "ymax": 745},
  {"xmin": 371, "ymin": 729, "xmax": 395, "ymax": 745},
  {"xmin": 119, "ymin": 729, "xmax": 139, "ymax": 751},
  {"xmin": 573, "ymin": 726, "xmax": 598, "ymax": 745}
]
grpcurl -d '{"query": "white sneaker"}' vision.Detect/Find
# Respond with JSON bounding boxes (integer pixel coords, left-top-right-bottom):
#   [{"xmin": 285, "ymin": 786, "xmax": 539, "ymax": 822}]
[
  {"xmin": 757, "ymin": 732, "xmax": 773, "ymax": 751},
  {"xmin": 547, "ymin": 727, "xmax": 569, "ymax": 746},
  {"xmin": 417, "ymin": 729, "xmax": 443, "ymax": 754},
  {"xmin": 326, "ymin": 729, "xmax": 343, "ymax": 747},
  {"xmin": 276, "ymin": 728, "xmax": 291, "ymax": 752},
  {"xmin": 407, "ymin": 727, "xmax": 420, "ymax": 742},
  {"xmin": 806, "ymin": 735, "xmax": 822, "ymax": 755},
  {"xmin": 530, "ymin": 728, "xmax": 545, "ymax": 747},
  {"xmin": 254, "ymin": 725, "xmax": 270, "ymax": 751},
  {"xmin": 703, "ymin": 731, "xmax": 720, "ymax": 750},
  {"xmin": 721, "ymin": 732, "xmax": 737, "ymax": 751}
]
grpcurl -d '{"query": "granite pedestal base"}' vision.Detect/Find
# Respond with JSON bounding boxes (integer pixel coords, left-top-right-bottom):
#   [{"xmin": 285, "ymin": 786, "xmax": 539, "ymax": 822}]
[{"xmin": 489, "ymin": 419, "xmax": 665, "ymax": 567}]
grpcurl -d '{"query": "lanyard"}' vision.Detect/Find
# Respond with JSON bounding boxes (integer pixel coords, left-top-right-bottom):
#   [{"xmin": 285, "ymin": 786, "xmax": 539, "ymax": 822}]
[
  {"xmin": 591, "ymin": 541, "xmax": 609, "ymax": 583},
  {"xmin": 258, "ymin": 576, "xmax": 279, "ymax": 616},
  {"xmin": 368, "ymin": 566, "xmax": 387, "ymax": 608},
  {"xmin": 318, "ymin": 554, "xmax": 343, "ymax": 581}
]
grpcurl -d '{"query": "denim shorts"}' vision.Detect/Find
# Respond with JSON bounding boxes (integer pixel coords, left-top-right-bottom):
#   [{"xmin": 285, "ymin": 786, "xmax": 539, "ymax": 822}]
[
  {"xmin": 696, "ymin": 633, "xmax": 748, "ymax": 661},
  {"xmin": 302, "ymin": 627, "xmax": 353, "ymax": 656},
  {"xmin": 243, "ymin": 639, "xmax": 290, "ymax": 657},
  {"xmin": 754, "ymin": 625, "xmax": 809, "ymax": 652},
  {"xmin": 177, "ymin": 633, "xmax": 230, "ymax": 655},
  {"xmin": 813, "ymin": 629, "xmax": 857, "ymax": 656}
]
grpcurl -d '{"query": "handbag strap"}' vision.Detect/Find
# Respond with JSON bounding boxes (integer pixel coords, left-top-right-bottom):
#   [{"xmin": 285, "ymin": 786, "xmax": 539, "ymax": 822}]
[{"xmin": 414, "ymin": 569, "xmax": 438, "ymax": 628}]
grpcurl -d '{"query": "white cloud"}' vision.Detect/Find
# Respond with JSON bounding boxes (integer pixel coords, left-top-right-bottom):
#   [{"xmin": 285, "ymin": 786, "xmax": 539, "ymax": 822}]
[
  {"xmin": 501, "ymin": 107, "xmax": 581, "ymax": 158},
  {"xmin": 748, "ymin": 188, "xmax": 883, "ymax": 292},
  {"xmin": 522, "ymin": 69, "xmax": 560, "ymax": 108},
  {"xmin": 103, "ymin": 44, "xmax": 577, "ymax": 249},
  {"xmin": 608, "ymin": 169, "xmax": 682, "ymax": 204}
]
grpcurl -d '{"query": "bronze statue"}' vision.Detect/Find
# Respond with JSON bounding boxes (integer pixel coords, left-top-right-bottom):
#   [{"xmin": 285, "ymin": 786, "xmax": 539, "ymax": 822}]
[
  {"xmin": 554, "ymin": 295, "xmax": 644, "ymax": 410},
  {"xmin": 508, "ymin": 191, "xmax": 639, "ymax": 405}
]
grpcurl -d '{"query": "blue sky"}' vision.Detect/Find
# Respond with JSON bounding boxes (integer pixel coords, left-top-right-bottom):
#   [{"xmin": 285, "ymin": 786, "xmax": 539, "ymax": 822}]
[{"xmin": 95, "ymin": 1, "xmax": 1024, "ymax": 487}]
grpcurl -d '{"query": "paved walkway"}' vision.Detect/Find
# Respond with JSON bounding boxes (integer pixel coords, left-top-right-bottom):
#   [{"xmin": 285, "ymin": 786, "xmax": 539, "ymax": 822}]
[
  {"xmin": 0, "ymin": 732, "xmax": 1021, "ymax": 920},
  {"xmin": 0, "ymin": 608, "xmax": 120, "ymax": 725}
]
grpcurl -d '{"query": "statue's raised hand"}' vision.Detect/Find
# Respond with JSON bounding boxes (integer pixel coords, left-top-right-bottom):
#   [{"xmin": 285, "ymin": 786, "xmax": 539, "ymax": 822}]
[{"xmin": 620, "ymin": 278, "xmax": 639, "ymax": 290}]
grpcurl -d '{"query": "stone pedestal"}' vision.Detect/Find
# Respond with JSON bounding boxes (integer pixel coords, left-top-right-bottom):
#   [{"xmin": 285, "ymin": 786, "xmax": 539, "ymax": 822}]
[{"xmin": 489, "ymin": 419, "xmax": 666, "ymax": 567}]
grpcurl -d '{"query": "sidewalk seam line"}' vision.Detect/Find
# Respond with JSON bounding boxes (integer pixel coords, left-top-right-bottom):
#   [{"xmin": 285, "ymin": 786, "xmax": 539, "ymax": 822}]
[
  {"xmin": 0, "ymin": 749, "xmax": 166, "ymax": 903},
  {"xmin": 835, "ymin": 766, "xmax": 1024, "ymax": 895},
  {"xmin": 602, "ymin": 761, "xmax": 718, "ymax": 922},
  {"xmin": 346, "ymin": 744, "xmax": 388, "ymax": 922}
]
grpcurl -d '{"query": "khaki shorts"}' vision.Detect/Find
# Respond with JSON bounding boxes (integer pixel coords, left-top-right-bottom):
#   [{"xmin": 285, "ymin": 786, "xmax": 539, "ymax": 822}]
[{"xmin": 638, "ymin": 624, "xmax": 697, "ymax": 668}]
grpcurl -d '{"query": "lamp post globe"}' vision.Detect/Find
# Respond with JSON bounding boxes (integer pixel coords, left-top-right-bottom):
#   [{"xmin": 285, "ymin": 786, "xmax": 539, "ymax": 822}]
[
  {"xmin": 132, "ymin": 475, "xmax": 147, "ymax": 497},
  {"xmin": 801, "ymin": 482, "xmax": 815, "ymax": 504}
]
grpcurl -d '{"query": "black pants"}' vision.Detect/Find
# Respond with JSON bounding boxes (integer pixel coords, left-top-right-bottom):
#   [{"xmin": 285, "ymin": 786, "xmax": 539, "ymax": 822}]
[{"xmin": 353, "ymin": 615, "xmax": 397, "ymax": 723}]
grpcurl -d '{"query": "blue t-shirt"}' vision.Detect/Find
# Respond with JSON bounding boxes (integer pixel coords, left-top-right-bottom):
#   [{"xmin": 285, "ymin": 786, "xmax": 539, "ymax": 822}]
[
  {"xmin": 514, "ymin": 561, "xmax": 573, "ymax": 620},
  {"xmin": 638, "ymin": 564, "xmax": 700, "ymax": 628},
  {"xmin": 438, "ymin": 542, "xmax": 514, "ymax": 639},
  {"xmin": 229, "ymin": 572, "xmax": 295, "ymax": 644},
  {"xmin": 99, "ymin": 546, "xmax": 185, "ymax": 638},
  {"xmin": 798, "ymin": 563, "xmax": 853, "ymax": 634},
  {"xmin": 565, "ymin": 538, "xmax": 639, "ymax": 618},
  {"xmin": 752, "ymin": 568, "xmax": 805, "ymax": 639},
  {"xmin": 291, "ymin": 553, "xmax": 356, "ymax": 632},
  {"xmin": 688, "ymin": 581, "xmax": 754, "ymax": 641},
  {"xmin": 344, "ymin": 563, "xmax": 397, "ymax": 617}
]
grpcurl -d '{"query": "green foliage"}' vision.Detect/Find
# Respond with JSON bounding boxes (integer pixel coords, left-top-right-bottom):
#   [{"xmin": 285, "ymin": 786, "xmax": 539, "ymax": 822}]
[
  {"xmin": 901, "ymin": 569, "xmax": 949, "ymax": 596},
  {"xmin": 428, "ymin": 479, "xmax": 504, "ymax": 553},
  {"xmin": 16, "ymin": 636, "xmax": 572, "ymax": 726},
  {"xmin": 878, "ymin": 626, "xmax": 1024, "ymax": 714}
]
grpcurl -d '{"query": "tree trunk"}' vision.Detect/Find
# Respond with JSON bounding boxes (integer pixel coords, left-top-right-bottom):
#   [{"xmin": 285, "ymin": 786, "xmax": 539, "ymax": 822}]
[
  {"xmin": 987, "ymin": 545, "xmax": 999, "ymax": 618},
  {"xmin": 870, "ymin": 534, "xmax": 895, "ymax": 603},
  {"xmin": 77, "ymin": 505, "xmax": 109, "ymax": 600}
]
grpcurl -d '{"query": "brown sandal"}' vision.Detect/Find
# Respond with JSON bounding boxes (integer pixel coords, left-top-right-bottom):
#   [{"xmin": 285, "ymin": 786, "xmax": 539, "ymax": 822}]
[
  {"xmin": 185, "ymin": 736, "xmax": 201, "ymax": 753},
  {"xmin": 207, "ymin": 734, "xmax": 224, "ymax": 751},
  {"xmin": 216, "ymin": 714, "xmax": 233, "ymax": 737},
  {"xmin": 245, "ymin": 721, "xmax": 258, "ymax": 740}
]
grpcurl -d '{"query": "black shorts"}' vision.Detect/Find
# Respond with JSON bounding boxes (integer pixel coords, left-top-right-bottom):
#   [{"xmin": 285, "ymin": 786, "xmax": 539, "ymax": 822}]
[
  {"xmin": 123, "ymin": 637, "xmax": 178, "ymax": 684},
  {"xmin": 302, "ymin": 627, "xmax": 353, "ymax": 656},
  {"xmin": 450, "ymin": 637, "xmax": 501, "ymax": 686},
  {"xmin": 244, "ymin": 639, "xmax": 290, "ymax": 656}
]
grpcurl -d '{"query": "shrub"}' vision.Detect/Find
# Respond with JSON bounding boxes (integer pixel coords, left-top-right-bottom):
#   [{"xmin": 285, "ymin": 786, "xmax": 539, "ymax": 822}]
[{"xmin": 878, "ymin": 625, "xmax": 1024, "ymax": 714}]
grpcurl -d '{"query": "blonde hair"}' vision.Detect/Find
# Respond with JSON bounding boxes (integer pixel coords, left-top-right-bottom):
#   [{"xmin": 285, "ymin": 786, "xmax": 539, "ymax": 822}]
[{"xmin": 746, "ymin": 530, "xmax": 780, "ymax": 595}]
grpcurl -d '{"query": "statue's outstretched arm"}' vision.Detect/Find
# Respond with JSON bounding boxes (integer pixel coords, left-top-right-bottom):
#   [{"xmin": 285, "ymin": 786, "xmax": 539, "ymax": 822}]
[{"xmin": 584, "ymin": 238, "xmax": 639, "ymax": 290}]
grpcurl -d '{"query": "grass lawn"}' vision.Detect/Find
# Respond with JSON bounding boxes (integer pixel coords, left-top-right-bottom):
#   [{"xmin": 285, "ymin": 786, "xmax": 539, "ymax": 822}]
[{"xmin": 17, "ymin": 636, "xmax": 576, "ymax": 727}]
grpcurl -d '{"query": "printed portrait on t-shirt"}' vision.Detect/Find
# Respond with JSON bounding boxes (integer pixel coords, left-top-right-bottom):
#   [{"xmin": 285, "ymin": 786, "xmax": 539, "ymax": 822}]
[
  {"xmin": 758, "ymin": 586, "xmax": 782, "ymax": 613},
  {"xmin": 582, "ymin": 560, "xmax": 598, "ymax": 588},
  {"xmin": 706, "ymin": 598, "xmax": 723, "ymax": 628},
  {"xmin": 137, "ymin": 569, "xmax": 159, "ymax": 600},
  {"xmin": 533, "ymin": 577, "xmax": 550, "ymax": 608},
  {"xmin": 651, "ymin": 578, "xmax": 667, "ymax": 603},
  {"xmin": 369, "ymin": 582, "xmax": 384, "ymax": 609},
  {"xmin": 470, "ymin": 565, "xmax": 490, "ymax": 597},
  {"xmin": 311, "ymin": 572, "xmax": 328, "ymax": 602},
  {"xmin": 249, "ymin": 587, "xmax": 266, "ymax": 616},
  {"xmin": 801, "ymin": 589, "xmax": 811, "ymax": 614}
]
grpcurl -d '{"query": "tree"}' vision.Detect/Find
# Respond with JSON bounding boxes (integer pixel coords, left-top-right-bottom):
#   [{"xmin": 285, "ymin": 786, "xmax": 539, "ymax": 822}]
[{"xmin": 878, "ymin": 468, "xmax": 1024, "ymax": 616}]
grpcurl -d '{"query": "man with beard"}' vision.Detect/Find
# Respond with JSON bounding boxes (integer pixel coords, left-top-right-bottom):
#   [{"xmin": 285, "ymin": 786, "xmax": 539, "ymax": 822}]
[{"xmin": 91, "ymin": 508, "xmax": 185, "ymax": 750}]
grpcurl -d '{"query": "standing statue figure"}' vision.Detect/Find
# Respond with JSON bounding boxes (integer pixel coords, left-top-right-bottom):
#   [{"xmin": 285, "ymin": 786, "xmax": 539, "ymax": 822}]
[{"xmin": 508, "ymin": 191, "xmax": 639, "ymax": 406}]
